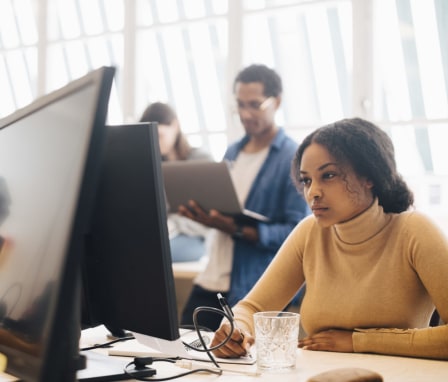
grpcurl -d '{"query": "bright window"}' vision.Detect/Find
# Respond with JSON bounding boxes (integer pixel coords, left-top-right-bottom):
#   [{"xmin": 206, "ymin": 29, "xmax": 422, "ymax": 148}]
[{"xmin": 1, "ymin": 0, "xmax": 447, "ymax": 232}]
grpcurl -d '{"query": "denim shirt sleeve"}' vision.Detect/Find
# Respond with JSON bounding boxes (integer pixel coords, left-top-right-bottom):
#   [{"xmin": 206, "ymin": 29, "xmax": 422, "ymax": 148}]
[
  {"xmin": 256, "ymin": 180, "xmax": 309, "ymax": 250},
  {"xmin": 224, "ymin": 129, "xmax": 310, "ymax": 251},
  {"xmin": 224, "ymin": 129, "xmax": 310, "ymax": 305}
]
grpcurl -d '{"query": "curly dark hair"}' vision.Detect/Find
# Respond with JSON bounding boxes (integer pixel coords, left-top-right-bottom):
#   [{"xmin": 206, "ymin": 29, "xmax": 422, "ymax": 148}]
[
  {"xmin": 233, "ymin": 64, "xmax": 282, "ymax": 97},
  {"xmin": 292, "ymin": 118, "xmax": 414, "ymax": 213}
]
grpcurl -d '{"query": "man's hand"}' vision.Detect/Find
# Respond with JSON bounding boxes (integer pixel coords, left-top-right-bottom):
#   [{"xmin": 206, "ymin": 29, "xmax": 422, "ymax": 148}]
[
  {"xmin": 211, "ymin": 322, "xmax": 255, "ymax": 358},
  {"xmin": 298, "ymin": 329, "xmax": 354, "ymax": 353},
  {"xmin": 178, "ymin": 200, "xmax": 236, "ymax": 234}
]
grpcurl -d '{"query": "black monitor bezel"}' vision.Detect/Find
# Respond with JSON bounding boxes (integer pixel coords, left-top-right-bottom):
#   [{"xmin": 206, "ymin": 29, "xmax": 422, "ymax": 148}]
[{"xmin": 0, "ymin": 66, "xmax": 115, "ymax": 381}]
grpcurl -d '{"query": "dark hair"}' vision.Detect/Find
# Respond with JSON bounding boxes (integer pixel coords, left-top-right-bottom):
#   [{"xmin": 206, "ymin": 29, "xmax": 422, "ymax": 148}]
[
  {"xmin": 233, "ymin": 64, "xmax": 282, "ymax": 97},
  {"xmin": 139, "ymin": 102, "xmax": 177, "ymax": 125},
  {"xmin": 292, "ymin": 117, "xmax": 414, "ymax": 213},
  {"xmin": 139, "ymin": 102, "xmax": 192, "ymax": 160}
]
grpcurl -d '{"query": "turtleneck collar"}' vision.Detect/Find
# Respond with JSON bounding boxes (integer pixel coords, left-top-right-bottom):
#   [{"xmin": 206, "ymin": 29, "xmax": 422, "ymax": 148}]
[{"xmin": 332, "ymin": 198, "xmax": 392, "ymax": 245}]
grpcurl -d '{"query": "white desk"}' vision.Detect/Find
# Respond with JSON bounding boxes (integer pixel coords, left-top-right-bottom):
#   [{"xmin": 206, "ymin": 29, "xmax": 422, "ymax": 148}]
[
  {"xmin": 172, "ymin": 258, "xmax": 207, "ymax": 279},
  {"xmin": 78, "ymin": 326, "xmax": 448, "ymax": 382},
  {"xmin": 1, "ymin": 325, "xmax": 446, "ymax": 381}
]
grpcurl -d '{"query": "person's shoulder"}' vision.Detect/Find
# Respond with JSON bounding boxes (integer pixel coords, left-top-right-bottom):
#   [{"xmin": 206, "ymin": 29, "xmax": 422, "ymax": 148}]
[
  {"xmin": 293, "ymin": 214, "xmax": 316, "ymax": 233},
  {"xmin": 226, "ymin": 140, "xmax": 240, "ymax": 151},
  {"xmin": 288, "ymin": 215, "xmax": 320, "ymax": 248},
  {"xmin": 224, "ymin": 138, "xmax": 246, "ymax": 159},
  {"xmin": 275, "ymin": 128, "xmax": 298, "ymax": 147},
  {"xmin": 393, "ymin": 209, "xmax": 445, "ymax": 237},
  {"xmin": 282, "ymin": 135, "xmax": 299, "ymax": 150},
  {"xmin": 395, "ymin": 209, "xmax": 435, "ymax": 225},
  {"xmin": 262, "ymin": 128, "xmax": 295, "ymax": 156}
]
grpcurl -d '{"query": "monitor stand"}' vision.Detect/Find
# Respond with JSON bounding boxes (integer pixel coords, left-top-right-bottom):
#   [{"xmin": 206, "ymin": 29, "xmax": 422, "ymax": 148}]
[
  {"xmin": 77, "ymin": 350, "xmax": 156, "ymax": 381},
  {"xmin": 104, "ymin": 325, "xmax": 132, "ymax": 339}
]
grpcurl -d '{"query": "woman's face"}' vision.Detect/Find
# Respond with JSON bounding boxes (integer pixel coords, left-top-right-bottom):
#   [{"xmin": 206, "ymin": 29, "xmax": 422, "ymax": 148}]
[
  {"xmin": 158, "ymin": 120, "xmax": 179, "ymax": 158},
  {"xmin": 299, "ymin": 143, "xmax": 374, "ymax": 227}
]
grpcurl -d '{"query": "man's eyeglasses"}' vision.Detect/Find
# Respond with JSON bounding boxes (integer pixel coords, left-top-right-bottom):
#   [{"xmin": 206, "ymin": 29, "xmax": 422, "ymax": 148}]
[{"xmin": 235, "ymin": 97, "xmax": 274, "ymax": 113}]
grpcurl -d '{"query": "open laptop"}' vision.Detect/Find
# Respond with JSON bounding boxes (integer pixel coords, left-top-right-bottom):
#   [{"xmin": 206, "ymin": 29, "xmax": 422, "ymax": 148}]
[{"xmin": 162, "ymin": 160, "xmax": 268, "ymax": 224}]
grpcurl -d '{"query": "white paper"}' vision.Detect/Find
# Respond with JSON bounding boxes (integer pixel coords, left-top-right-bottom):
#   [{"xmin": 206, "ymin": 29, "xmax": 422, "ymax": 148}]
[{"xmin": 108, "ymin": 330, "xmax": 255, "ymax": 365}]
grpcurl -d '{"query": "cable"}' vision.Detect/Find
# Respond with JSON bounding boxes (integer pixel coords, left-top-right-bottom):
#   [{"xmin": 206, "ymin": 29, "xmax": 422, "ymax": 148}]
[
  {"xmin": 84, "ymin": 305, "xmax": 239, "ymax": 380},
  {"xmin": 121, "ymin": 306, "xmax": 239, "ymax": 379},
  {"xmin": 175, "ymin": 360, "xmax": 260, "ymax": 377},
  {"xmin": 123, "ymin": 357, "xmax": 222, "ymax": 381},
  {"xmin": 80, "ymin": 334, "xmax": 135, "ymax": 351},
  {"xmin": 190, "ymin": 306, "xmax": 235, "ymax": 352},
  {"xmin": 184, "ymin": 305, "xmax": 234, "ymax": 368}
]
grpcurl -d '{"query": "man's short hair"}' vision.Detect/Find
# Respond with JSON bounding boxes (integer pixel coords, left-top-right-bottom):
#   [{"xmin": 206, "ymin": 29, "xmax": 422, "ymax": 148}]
[{"xmin": 233, "ymin": 64, "xmax": 282, "ymax": 97}]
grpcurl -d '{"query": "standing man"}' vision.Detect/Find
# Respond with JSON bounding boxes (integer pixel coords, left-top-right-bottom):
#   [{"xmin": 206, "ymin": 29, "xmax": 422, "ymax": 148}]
[{"xmin": 179, "ymin": 64, "xmax": 309, "ymax": 330}]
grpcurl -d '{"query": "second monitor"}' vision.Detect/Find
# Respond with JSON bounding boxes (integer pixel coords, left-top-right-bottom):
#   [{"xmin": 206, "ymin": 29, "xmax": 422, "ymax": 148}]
[{"xmin": 81, "ymin": 122, "xmax": 179, "ymax": 342}]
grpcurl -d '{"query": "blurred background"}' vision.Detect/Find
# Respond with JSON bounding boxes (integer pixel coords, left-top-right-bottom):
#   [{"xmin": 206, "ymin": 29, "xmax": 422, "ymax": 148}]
[{"xmin": 1, "ymin": 0, "xmax": 447, "ymax": 233}]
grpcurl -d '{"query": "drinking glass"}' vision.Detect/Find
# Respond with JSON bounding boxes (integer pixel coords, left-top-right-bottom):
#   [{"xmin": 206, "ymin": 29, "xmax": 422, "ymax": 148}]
[{"xmin": 253, "ymin": 311, "xmax": 300, "ymax": 372}]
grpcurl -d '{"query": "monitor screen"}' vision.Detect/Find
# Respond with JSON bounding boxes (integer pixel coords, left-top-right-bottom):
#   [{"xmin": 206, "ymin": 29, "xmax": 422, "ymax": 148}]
[
  {"xmin": 0, "ymin": 66, "xmax": 115, "ymax": 381},
  {"xmin": 81, "ymin": 123, "xmax": 179, "ymax": 341}
]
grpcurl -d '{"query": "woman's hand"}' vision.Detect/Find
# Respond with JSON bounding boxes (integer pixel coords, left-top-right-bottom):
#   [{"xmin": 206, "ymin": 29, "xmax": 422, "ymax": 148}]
[
  {"xmin": 211, "ymin": 322, "xmax": 255, "ymax": 358},
  {"xmin": 298, "ymin": 329, "xmax": 354, "ymax": 353}
]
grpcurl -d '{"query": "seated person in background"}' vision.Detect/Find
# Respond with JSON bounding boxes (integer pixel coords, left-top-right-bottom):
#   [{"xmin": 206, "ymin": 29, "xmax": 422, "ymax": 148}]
[
  {"xmin": 178, "ymin": 64, "xmax": 309, "ymax": 330},
  {"xmin": 211, "ymin": 117, "xmax": 448, "ymax": 361},
  {"xmin": 139, "ymin": 102, "xmax": 211, "ymax": 262}
]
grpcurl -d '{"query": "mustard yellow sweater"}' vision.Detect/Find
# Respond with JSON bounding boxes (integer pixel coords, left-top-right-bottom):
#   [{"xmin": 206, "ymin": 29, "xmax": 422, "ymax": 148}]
[{"xmin": 233, "ymin": 200, "xmax": 448, "ymax": 360}]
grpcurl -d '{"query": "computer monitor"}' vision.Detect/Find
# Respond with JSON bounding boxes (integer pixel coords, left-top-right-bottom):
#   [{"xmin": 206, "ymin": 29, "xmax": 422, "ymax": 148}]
[
  {"xmin": 81, "ymin": 123, "xmax": 179, "ymax": 341},
  {"xmin": 0, "ymin": 66, "xmax": 115, "ymax": 381}
]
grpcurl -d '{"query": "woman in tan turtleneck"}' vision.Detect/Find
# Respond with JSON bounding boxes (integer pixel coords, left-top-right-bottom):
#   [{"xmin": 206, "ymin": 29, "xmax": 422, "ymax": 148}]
[{"xmin": 211, "ymin": 117, "xmax": 448, "ymax": 360}]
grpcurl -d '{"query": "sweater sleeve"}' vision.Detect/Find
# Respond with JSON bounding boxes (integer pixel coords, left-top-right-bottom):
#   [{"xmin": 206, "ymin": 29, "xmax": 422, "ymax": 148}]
[
  {"xmin": 353, "ymin": 213, "xmax": 448, "ymax": 360},
  {"xmin": 230, "ymin": 220, "xmax": 310, "ymax": 334},
  {"xmin": 353, "ymin": 325, "xmax": 448, "ymax": 360}
]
